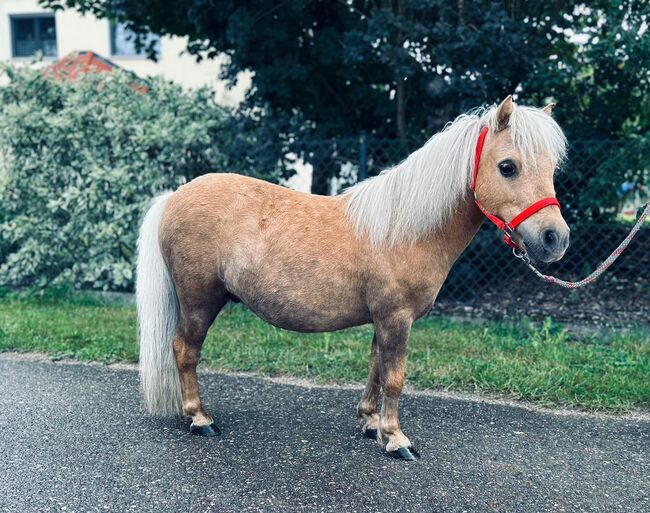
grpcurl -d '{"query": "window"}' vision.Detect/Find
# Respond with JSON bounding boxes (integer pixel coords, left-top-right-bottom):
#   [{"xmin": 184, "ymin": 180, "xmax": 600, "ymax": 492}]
[
  {"xmin": 11, "ymin": 15, "xmax": 57, "ymax": 58},
  {"xmin": 110, "ymin": 22, "xmax": 160, "ymax": 57}
]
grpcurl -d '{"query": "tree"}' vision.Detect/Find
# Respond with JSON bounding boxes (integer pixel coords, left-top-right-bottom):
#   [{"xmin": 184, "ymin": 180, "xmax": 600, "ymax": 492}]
[
  {"xmin": 42, "ymin": 1, "xmax": 649, "ymax": 197},
  {"xmin": 40, "ymin": 1, "xmax": 547, "ymax": 192},
  {"xmin": 522, "ymin": 1, "xmax": 650, "ymax": 222}
]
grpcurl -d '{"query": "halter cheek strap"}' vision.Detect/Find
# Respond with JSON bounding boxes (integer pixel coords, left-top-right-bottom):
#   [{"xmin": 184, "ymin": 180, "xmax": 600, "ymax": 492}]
[{"xmin": 472, "ymin": 126, "xmax": 561, "ymax": 249}]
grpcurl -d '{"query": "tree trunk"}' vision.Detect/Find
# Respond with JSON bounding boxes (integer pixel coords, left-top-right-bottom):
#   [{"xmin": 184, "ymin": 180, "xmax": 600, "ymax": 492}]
[
  {"xmin": 311, "ymin": 164, "xmax": 331, "ymax": 195},
  {"xmin": 395, "ymin": 0, "xmax": 406, "ymax": 143},
  {"xmin": 396, "ymin": 80, "xmax": 406, "ymax": 143},
  {"xmin": 310, "ymin": 145, "xmax": 334, "ymax": 195}
]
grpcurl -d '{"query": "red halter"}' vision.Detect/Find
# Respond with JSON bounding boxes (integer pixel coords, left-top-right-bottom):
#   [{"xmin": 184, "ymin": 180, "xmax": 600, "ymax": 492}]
[{"xmin": 472, "ymin": 126, "xmax": 561, "ymax": 249}]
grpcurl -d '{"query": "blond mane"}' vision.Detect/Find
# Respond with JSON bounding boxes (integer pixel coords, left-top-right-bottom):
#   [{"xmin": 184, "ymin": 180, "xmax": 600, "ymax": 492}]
[{"xmin": 344, "ymin": 103, "xmax": 567, "ymax": 246}]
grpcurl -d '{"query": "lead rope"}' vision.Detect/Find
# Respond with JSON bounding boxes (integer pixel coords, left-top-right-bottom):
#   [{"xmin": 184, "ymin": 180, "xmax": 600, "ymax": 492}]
[{"xmin": 513, "ymin": 201, "xmax": 649, "ymax": 289}]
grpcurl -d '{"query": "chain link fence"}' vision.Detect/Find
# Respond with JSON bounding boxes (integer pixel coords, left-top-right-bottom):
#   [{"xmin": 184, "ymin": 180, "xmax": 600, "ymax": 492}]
[{"xmin": 286, "ymin": 136, "xmax": 649, "ymax": 325}]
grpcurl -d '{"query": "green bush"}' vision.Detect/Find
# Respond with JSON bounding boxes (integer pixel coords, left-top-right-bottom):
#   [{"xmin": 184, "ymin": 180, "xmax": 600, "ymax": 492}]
[{"xmin": 0, "ymin": 63, "xmax": 275, "ymax": 291}]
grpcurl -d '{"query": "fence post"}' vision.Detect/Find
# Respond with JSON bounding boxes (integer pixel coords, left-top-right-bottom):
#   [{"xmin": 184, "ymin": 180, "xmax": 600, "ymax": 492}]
[{"xmin": 358, "ymin": 131, "xmax": 367, "ymax": 182}]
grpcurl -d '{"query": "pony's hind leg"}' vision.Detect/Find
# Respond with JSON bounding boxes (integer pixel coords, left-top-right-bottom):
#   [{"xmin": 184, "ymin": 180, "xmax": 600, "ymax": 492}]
[
  {"xmin": 357, "ymin": 334, "xmax": 381, "ymax": 439},
  {"xmin": 173, "ymin": 291, "xmax": 227, "ymax": 437}
]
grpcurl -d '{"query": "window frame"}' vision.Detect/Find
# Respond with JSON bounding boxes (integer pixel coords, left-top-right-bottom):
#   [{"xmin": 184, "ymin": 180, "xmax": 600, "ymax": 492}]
[
  {"xmin": 109, "ymin": 21, "xmax": 161, "ymax": 59},
  {"xmin": 10, "ymin": 13, "xmax": 58, "ymax": 59}
]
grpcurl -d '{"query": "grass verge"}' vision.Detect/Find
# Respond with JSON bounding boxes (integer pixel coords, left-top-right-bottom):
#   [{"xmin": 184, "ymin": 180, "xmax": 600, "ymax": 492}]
[{"xmin": 0, "ymin": 291, "xmax": 648, "ymax": 412}]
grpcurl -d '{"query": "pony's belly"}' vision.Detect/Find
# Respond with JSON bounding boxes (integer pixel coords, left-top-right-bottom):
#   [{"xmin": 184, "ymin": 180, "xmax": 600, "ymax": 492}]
[
  {"xmin": 234, "ymin": 288, "xmax": 371, "ymax": 333},
  {"xmin": 224, "ymin": 250, "xmax": 371, "ymax": 332},
  {"xmin": 262, "ymin": 314, "xmax": 365, "ymax": 333},
  {"xmin": 251, "ymin": 300, "xmax": 370, "ymax": 333}
]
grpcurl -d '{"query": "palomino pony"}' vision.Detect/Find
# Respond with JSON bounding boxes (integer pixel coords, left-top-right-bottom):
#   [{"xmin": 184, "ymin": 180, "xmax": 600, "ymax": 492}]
[{"xmin": 136, "ymin": 96, "xmax": 569, "ymax": 460}]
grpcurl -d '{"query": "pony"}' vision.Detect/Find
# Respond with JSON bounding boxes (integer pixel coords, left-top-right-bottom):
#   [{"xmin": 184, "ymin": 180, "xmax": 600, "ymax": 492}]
[{"xmin": 136, "ymin": 96, "xmax": 569, "ymax": 461}]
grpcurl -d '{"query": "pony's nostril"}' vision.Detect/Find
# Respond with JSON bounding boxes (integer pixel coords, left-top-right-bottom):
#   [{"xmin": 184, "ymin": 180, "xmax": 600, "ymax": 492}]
[{"xmin": 542, "ymin": 229, "xmax": 559, "ymax": 251}]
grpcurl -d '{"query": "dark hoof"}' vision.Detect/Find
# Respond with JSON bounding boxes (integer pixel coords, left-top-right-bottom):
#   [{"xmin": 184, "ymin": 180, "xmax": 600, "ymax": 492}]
[
  {"xmin": 388, "ymin": 446, "xmax": 420, "ymax": 461},
  {"xmin": 364, "ymin": 428, "xmax": 378, "ymax": 440},
  {"xmin": 190, "ymin": 422, "xmax": 221, "ymax": 437}
]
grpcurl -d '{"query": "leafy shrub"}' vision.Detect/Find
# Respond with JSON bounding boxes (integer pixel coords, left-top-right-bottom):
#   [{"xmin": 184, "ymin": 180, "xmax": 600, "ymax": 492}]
[{"xmin": 0, "ymin": 63, "xmax": 277, "ymax": 291}]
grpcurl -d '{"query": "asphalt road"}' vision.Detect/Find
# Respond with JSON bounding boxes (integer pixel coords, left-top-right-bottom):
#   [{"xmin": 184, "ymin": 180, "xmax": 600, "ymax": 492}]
[{"xmin": 0, "ymin": 354, "xmax": 648, "ymax": 513}]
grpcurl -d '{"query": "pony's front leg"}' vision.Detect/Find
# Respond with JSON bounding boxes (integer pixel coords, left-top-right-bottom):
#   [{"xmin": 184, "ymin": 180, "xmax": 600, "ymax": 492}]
[
  {"xmin": 357, "ymin": 334, "xmax": 381, "ymax": 439},
  {"xmin": 376, "ymin": 315, "xmax": 419, "ymax": 461}
]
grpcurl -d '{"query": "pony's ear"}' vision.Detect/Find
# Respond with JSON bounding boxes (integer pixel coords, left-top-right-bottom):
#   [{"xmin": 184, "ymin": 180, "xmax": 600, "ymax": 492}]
[
  {"xmin": 542, "ymin": 102, "xmax": 556, "ymax": 115},
  {"xmin": 496, "ymin": 95, "xmax": 514, "ymax": 130}
]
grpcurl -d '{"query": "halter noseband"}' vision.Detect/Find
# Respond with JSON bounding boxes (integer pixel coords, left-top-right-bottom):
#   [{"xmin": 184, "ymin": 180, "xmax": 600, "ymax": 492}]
[{"xmin": 472, "ymin": 126, "xmax": 561, "ymax": 249}]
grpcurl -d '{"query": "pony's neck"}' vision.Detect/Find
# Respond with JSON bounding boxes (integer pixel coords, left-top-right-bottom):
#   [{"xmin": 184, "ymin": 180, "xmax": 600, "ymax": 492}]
[
  {"xmin": 421, "ymin": 191, "xmax": 485, "ymax": 261},
  {"xmin": 345, "ymin": 115, "xmax": 484, "ymax": 247}
]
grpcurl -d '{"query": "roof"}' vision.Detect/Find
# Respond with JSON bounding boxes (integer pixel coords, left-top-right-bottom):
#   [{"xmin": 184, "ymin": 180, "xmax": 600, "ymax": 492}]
[
  {"xmin": 46, "ymin": 51, "xmax": 122, "ymax": 81},
  {"xmin": 45, "ymin": 51, "xmax": 147, "ymax": 93}
]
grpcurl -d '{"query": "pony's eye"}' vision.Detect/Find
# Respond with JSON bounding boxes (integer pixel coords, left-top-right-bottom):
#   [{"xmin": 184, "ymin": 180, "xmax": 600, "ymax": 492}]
[{"xmin": 498, "ymin": 160, "xmax": 517, "ymax": 178}]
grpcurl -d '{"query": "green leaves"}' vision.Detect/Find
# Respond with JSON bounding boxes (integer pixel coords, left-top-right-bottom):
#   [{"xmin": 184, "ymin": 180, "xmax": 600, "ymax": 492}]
[
  {"xmin": 0, "ymin": 65, "xmax": 273, "ymax": 291},
  {"xmin": 40, "ymin": 1, "xmax": 650, "ymax": 196}
]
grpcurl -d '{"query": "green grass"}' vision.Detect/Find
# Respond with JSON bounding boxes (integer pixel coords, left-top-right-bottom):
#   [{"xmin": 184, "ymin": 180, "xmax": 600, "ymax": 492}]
[{"xmin": 1, "ymin": 290, "xmax": 648, "ymax": 412}]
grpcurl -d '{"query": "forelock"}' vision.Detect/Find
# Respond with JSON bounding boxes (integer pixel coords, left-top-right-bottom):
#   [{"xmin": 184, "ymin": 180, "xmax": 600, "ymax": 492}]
[{"xmin": 483, "ymin": 104, "xmax": 567, "ymax": 169}]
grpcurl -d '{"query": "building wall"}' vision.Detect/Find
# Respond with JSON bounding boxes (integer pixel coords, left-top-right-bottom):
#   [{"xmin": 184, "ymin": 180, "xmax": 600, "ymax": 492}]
[{"xmin": 0, "ymin": 0, "xmax": 249, "ymax": 106}]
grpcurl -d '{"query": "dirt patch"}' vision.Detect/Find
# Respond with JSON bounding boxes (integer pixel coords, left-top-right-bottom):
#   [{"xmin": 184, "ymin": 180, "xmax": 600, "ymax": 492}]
[{"xmin": 436, "ymin": 271, "xmax": 650, "ymax": 327}]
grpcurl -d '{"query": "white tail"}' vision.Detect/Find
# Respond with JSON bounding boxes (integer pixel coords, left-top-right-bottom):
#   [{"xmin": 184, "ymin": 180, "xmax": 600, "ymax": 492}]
[{"xmin": 136, "ymin": 192, "xmax": 182, "ymax": 415}]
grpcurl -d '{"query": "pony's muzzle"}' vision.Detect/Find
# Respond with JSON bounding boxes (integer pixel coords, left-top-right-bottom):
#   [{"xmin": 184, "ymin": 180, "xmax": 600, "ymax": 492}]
[
  {"xmin": 541, "ymin": 227, "xmax": 570, "ymax": 255},
  {"xmin": 520, "ymin": 224, "xmax": 570, "ymax": 263}
]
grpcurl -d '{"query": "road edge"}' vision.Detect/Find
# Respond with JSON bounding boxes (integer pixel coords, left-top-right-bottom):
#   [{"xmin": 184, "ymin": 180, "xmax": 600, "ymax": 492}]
[{"xmin": 2, "ymin": 351, "xmax": 648, "ymax": 422}]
